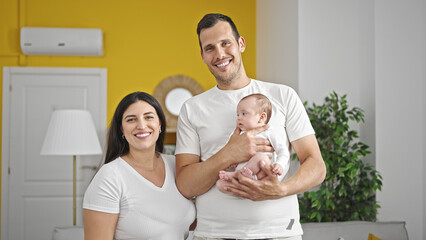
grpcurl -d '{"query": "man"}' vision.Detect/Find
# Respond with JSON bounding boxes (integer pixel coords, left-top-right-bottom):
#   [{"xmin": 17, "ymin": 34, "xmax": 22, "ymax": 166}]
[{"xmin": 175, "ymin": 13, "xmax": 326, "ymax": 240}]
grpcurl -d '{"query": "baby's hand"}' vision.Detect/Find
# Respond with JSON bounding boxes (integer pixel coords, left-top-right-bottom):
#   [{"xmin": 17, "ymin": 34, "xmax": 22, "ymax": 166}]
[{"xmin": 272, "ymin": 163, "xmax": 283, "ymax": 176}]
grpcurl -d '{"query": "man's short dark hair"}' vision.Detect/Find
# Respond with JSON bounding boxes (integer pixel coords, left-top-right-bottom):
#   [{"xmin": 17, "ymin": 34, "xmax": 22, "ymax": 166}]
[{"xmin": 196, "ymin": 13, "xmax": 240, "ymax": 51}]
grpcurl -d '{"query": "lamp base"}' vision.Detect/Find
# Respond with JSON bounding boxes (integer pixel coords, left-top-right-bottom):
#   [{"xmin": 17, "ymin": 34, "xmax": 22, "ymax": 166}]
[{"xmin": 73, "ymin": 155, "xmax": 76, "ymax": 226}]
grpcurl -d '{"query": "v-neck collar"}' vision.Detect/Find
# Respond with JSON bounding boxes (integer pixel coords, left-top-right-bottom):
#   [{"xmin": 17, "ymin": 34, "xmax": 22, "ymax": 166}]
[{"xmin": 119, "ymin": 155, "xmax": 168, "ymax": 190}]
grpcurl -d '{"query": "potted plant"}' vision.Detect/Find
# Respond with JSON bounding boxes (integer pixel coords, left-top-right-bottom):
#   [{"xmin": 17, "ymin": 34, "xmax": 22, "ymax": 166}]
[{"xmin": 295, "ymin": 92, "xmax": 383, "ymax": 222}]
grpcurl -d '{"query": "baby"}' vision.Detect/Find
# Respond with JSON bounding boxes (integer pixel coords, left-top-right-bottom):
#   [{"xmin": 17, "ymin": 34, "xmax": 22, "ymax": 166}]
[{"xmin": 216, "ymin": 93, "xmax": 288, "ymax": 194}]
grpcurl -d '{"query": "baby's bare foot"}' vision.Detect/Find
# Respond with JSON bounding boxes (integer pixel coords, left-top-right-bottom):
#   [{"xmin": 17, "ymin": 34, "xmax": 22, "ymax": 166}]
[
  {"xmin": 241, "ymin": 167, "xmax": 254, "ymax": 178},
  {"xmin": 219, "ymin": 171, "xmax": 228, "ymax": 180}
]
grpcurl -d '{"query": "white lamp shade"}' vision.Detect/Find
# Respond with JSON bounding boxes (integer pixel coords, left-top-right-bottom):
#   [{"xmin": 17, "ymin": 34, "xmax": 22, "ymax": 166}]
[{"xmin": 41, "ymin": 109, "xmax": 102, "ymax": 156}]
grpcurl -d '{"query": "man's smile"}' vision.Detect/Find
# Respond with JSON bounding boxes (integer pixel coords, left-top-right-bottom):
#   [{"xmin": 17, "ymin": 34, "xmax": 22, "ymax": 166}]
[{"xmin": 215, "ymin": 59, "xmax": 231, "ymax": 69}]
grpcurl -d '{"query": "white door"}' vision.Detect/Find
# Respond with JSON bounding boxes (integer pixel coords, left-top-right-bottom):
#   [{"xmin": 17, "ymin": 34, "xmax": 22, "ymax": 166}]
[{"xmin": 1, "ymin": 67, "xmax": 107, "ymax": 240}]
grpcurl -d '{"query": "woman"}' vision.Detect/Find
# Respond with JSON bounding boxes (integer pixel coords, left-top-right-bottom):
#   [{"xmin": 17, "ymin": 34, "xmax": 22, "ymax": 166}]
[{"xmin": 83, "ymin": 92, "xmax": 195, "ymax": 240}]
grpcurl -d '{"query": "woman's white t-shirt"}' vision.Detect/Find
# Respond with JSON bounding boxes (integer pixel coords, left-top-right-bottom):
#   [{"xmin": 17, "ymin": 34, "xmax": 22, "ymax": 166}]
[{"xmin": 83, "ymin": 154, "xmax": 196, "ymax": 240}]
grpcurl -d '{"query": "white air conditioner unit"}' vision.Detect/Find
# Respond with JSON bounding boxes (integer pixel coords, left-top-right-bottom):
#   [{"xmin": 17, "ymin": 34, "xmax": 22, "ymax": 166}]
[{"xmin": 20, "ymin": 27, "xmax": 103, "ymax": 56}]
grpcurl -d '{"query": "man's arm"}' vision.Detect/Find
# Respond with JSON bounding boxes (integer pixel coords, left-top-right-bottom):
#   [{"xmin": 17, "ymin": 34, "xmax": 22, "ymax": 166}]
[
  {"xmin": 224, "ymin": 134, "xmax": 326, "ymax": 201},
  {"xmin": 176, "ymin": 126, "xmax": 272, "ymax": 199}
]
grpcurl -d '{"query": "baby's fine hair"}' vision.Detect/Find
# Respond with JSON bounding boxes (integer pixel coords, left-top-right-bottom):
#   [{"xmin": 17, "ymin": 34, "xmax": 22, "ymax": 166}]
[{"xmin": 240, "ymin": 93, "xmax": 272, "ymax": 124}]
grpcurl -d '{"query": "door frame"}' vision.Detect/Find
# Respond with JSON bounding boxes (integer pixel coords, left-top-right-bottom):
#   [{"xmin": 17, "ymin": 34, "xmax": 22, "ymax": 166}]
[{"xmin": 1, "ymin": 66, "xmax": 107, "ymax": 239}]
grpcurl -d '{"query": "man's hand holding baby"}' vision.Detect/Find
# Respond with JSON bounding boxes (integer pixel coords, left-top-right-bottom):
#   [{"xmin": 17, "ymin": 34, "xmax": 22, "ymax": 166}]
[{"xmin": 221, "ymin": 125, "xmax": 273, "ymax": 167}]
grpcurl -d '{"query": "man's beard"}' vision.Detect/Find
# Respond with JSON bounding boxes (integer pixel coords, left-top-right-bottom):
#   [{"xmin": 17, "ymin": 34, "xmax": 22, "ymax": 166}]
[
  {"xmin": 211, "ymin": 59, "xmax": 242, "ymax": 86},
  {"xmin": 214, "ymin": 71, "xmax": 237, "ymax": 86}
]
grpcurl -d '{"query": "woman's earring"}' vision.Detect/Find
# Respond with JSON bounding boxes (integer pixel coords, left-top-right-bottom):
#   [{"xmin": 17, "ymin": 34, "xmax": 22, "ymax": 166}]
[{"xmin": 122, "ymin": 134, "xmax": 125, "ymax": 139}]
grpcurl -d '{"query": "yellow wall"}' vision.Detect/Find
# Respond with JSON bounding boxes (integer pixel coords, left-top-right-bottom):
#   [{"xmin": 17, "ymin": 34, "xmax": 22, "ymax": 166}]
[{"xmin": 0, "ymin": 0, "xmax": 256, "ymax": 221}]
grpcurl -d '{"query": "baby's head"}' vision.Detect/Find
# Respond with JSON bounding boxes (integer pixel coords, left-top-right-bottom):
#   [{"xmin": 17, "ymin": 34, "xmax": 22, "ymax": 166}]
[{"xmin": 236, "ymin": 93, "xmax": 272, "ymax": 131}]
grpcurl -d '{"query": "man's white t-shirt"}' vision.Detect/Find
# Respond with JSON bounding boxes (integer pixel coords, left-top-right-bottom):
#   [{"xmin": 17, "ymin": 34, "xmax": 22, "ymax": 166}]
[
  {"xmin": 83, "ymin": 154, "xmax": 196, "ymax": 240},
  {"xmin": 176, "ymin": 79, "xmax": 314, "ymax": 239}
]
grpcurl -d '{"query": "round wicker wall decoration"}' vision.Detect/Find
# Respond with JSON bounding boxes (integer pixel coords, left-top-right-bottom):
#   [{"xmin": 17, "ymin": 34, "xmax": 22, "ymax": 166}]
[{"xmin": 153, "ymin": 75, "xmax": 203, "ymax": 132}]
